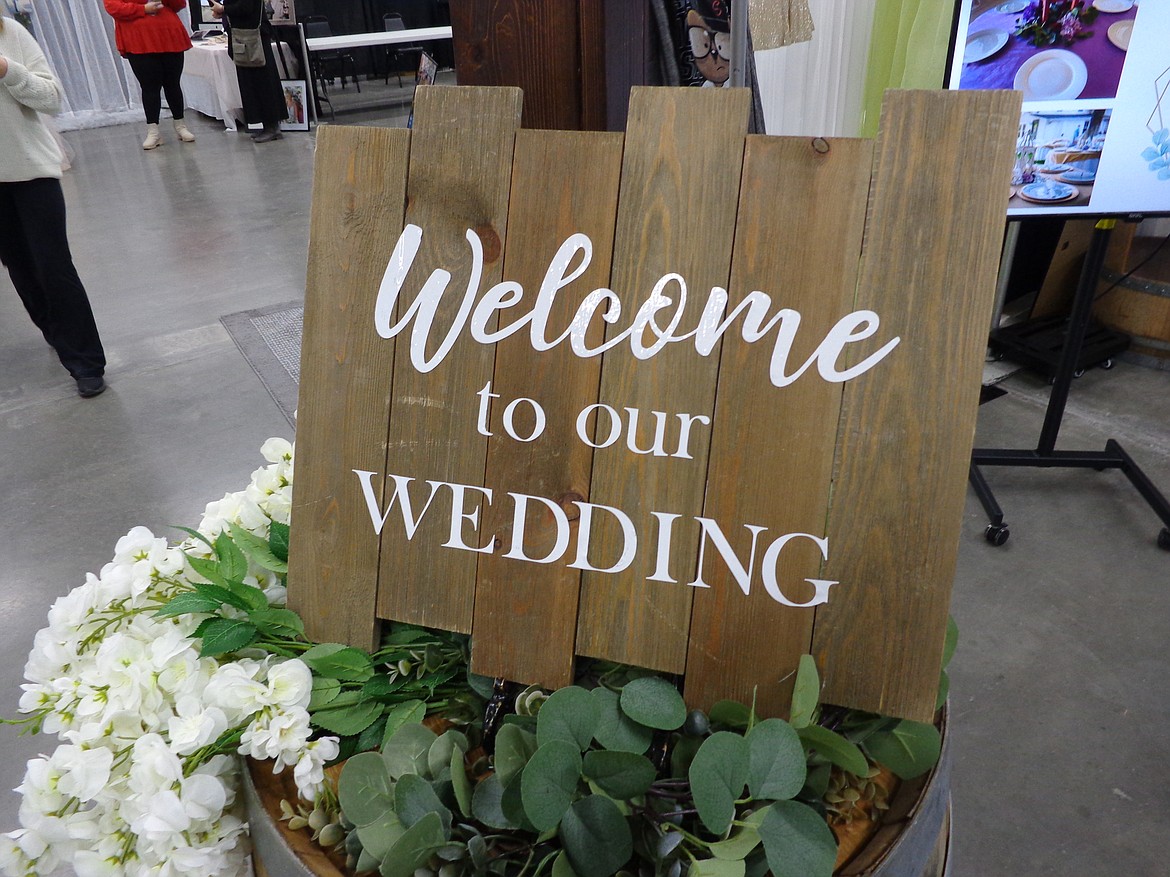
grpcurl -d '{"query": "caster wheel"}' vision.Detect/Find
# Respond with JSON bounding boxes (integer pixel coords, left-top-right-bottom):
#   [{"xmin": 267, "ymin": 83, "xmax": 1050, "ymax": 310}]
[
  {"xmin": 1073, "ymin": 368, "xmax": 1085, "ymax": 378},
  {"xmin": 985, "ymin": 523, "xmax": 1010, "ymax": 546},
  {"xmin": 1158, "ymin": 528, "xmax": 1170, "ymax": 551},
  {"xmin": 1100, "ymin": 359, "xmax": 1114, "ymax": 370}
]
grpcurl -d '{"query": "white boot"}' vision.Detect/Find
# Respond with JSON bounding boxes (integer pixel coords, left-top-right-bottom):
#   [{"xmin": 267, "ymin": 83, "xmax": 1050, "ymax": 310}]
[
  {"xmin": 142, "ymin": 123, "xmax": 162, "ymax": 150},
  {"xmin": 173, "ymin": 119, "xmax": 195, "ymax": 143}
]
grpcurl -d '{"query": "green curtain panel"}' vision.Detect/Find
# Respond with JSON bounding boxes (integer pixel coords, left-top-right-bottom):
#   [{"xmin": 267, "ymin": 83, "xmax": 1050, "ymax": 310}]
[{"xmin": 860, "ymin": 0, "xmax": 955, "ymax": 136}]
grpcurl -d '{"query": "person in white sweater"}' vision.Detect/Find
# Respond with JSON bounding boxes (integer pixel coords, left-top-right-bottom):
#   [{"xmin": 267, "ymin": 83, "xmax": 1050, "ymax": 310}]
[{"xmin": 0, "ymin": 15, "xmax": 107, "ymax": 397}]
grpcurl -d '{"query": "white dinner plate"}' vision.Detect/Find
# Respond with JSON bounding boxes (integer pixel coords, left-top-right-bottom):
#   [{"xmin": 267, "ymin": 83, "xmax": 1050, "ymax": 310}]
[
  {"xmin": 1059, "ymin": 169, "xmax": 1097, "ymax": 183},
  {"xmin": 1018, "ymin": 181, "xmax": 1079, "ymax": 203},
  {"xmin": 1108, "ymin": 19, "xmax": 1133, "ymax": 50},
  {"xmin": 1093, "ymin": 0, "xmax": 1133, "ymax": 13},
  {"xmin": 965, "ymin": 29, "xmax": 1009, "ymax": 64},
  {"xmin": 997, "ymin": 0, "xmax": 1030, "ymax": 12},
  {"xmin": 1013, "ymin": 50, "xmax": 1088, "ymax": 101}
]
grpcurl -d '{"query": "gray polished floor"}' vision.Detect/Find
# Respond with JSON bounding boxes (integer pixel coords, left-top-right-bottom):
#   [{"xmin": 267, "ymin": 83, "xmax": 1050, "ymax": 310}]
[{"xmin": 1, "ymin": 107, "xmax": 1167, "ymax": 876}]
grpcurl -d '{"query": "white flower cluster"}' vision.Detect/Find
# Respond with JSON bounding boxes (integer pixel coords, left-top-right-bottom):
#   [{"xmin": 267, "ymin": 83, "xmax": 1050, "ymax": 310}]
[{"xmin": 0, "ymin": 439, "xmax": 339, "ymax": 877}]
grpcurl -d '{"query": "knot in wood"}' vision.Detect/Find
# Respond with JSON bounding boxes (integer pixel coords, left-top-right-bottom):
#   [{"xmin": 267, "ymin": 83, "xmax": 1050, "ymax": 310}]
[{"xmin": 812, "ymin": 137, "xmax": 831, "ymax": 155}]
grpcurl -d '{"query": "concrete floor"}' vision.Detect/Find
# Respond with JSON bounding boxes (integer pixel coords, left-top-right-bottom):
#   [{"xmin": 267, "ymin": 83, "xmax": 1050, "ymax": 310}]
[{"xmin": 1, "ymin": 95, "xmax": 1168, "ymax": 876}]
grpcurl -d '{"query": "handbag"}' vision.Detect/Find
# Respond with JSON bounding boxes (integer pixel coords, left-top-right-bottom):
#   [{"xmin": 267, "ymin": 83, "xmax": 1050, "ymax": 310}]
[{"xmin": 231, "ymin": 26, "xmax": 266, "ymax": 67}]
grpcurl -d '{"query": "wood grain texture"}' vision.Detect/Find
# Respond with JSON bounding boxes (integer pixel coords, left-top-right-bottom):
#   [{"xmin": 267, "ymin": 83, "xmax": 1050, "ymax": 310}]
[
  {"xmin": 575, "ymin": 86, "xmax": 751, "ymax": 673},
  {"xmin": 376, "ymin": 86, "xmax": 522, "ymax": 634},
  {"xmin": 812, "ymin": 89, "xmax": 1021, "ymax": 721},
  {"xmin": 287, "ymin": 125, "xmax": 411, "ymax": 650},
  {"xmin": 683, "ymin": 134, "xmax": 873, "ymax": 717},
  {"xmin": 471, "ymin": 130, "xmax": 624, "ymax": 688},
  {"xmin": 450, "ymin": 0, "xmax": 584, "ymax": 130}
]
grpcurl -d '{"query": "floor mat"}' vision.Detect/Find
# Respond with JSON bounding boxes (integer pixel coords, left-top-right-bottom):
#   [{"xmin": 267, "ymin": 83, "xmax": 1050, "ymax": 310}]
[{"xmin": 220, "ymin": 302, "xmax": 302, "ymax": 428}]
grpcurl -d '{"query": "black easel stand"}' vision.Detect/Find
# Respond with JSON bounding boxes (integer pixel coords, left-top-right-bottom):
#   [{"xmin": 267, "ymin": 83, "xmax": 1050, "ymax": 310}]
[{"xmin": 970, "ymin": 219, "xmax": 1170, "ymax": 550}]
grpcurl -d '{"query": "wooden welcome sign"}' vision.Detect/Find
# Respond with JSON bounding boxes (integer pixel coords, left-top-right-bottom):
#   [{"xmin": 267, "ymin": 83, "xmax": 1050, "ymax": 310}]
[{"xmin": 288, "ymin": 85, "xmax": 1019, "ymax": 723}]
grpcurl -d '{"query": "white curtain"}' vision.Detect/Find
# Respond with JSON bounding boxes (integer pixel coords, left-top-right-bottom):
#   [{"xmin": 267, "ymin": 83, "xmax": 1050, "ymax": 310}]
[
  {"xmin": 753, "ymin": 0, "xmax": 878, "ymax": 137},
  {"xmin": 27, "ymin": 0, "xmax": 144, "ymax": 130}
]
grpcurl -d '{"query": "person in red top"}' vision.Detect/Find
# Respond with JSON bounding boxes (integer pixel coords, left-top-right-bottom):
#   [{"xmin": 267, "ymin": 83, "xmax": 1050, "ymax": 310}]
[{"xmin": 103, "ymin": 0, "xmax": 194, "ymax": 149}]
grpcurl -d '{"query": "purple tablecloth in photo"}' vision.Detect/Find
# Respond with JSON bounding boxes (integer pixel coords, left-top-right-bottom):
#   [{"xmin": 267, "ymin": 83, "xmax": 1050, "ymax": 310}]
[{"xmin": 959, "ymin": 6, "xmax": 1136, "ymax": 100}]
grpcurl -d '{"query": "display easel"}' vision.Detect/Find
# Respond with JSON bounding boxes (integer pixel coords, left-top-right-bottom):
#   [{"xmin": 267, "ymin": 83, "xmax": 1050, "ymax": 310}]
[{"xmin": 969, "ymin": 218, "xmax": 1170, "ymax": 549}]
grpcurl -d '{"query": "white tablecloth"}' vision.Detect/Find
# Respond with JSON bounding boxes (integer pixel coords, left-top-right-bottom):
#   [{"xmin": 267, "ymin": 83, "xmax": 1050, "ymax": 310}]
[{"xmin": 182, "ymin": 40, "xmax": 299, "ymax": 132}]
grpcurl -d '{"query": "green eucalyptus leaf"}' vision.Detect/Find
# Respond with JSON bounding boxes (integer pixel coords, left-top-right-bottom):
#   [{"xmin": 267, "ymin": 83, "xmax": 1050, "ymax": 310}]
[
  {"xmin": 942, "ymin": 616, "xmax": 958, "ymax": 669},
  {"xmin": 520, "ymin": 740, "xmax": 583, "ymax": 831},
  {"xmin": 468, "ymin": 833, "xmax": 489, "ymax": 869},
  {"xmin": 552, "ymin": 850, "xmax": 579, "ymax": 877},
  {"xmin": 802, "ymin": 764, "xmax": 831, "ymax": 799},
  {"xmin": 537, "ymin": 686, "xmax": 599, "ymax": 751},
  {"xmin": 395, "ymin": 773, "xmax": 452, "ymax": 834},
  {"xmin": 688, "ymin": 860, "xmax": 745, "ymax": 877},
  {"xmin": 197, "ymin": 618, "xmax": 259, "ymax": 657},
  {"xmin": 862, "ymin": 720, "xmax": 941, "ymax": 780},
  {"xmin": 746, "ymin": 719, "xmax": 806, "ymax": 801},
  {"xmin": 248, "ymin": 607, "xmax": 304, "ymax": 637},
  {"xmin": 382, "ymin": 700, "xmax": 427, "ymax": 747},
  {"xmin": 228, "ymin": 521, "xmax": 289, "ymax": 573},
  {"xmin": 590, "ymin": 687, "xmax": 652, "ymax": 754},
  {"xmin": 358, "ymin": 715, "xmax": 389, "ymax": 754},
  {"xmin": 936, "ymin": 670, "xmax": 950, "ymax": 712},
  {"xmin": 450, "ymin": 741, "xmax": 473, "ymax": 817},
  {"xmin": 582, "ymin": 750, "xmax": 656, "ymax": 800},
  {"xmin": 560, "ymin": 795, "xmax": 633, "ymax": 877},
  {"xmin": 708, "ymin": 700, "xmax": 752, "ymax": 730},
  {"xmin": 670, "ymin": 733, "xmax": 702, "ymax": 779},
  {"xmin": 796, "ymin": 725, "xmax": 868, "ymax": 777},
  {"xmin": 689, "ymin": 732, "xmax": 750, "ymax": 836},
  {"xmin": 355, "ymin": 845, "xmax": 382, "ymax": 873},
  {"xmin": 383, "ymin": 722, "xmax": 438, "ymax": 779},
  {"xmin": 338, "ymin": 751, "xmax": 394, "ymax": 827},
  {"xmin": 619, "ymin": 677, "xmax": 686, "ymax": 731},
  {"xmin": 313, "ymin": 700, "xmax": 385, "ymax": 737},
  {"xmin": 708, "ymin": 807, "xmax": 768, "ymax": 861},
  {"xmin": 428, "ymin": 730, "xmax": 469, "ymax": 780},
  {"xmin": 471, "ymin": 773, "xmax": 518, "ymax": 830},
  {"xmin": 303, "ymin": 645, "xmax": 375, "ymax": 682},
  {"xmin": 467, "ymin": 671, "xmax": 498, "ymax": 700},
  {"xmin": 214, "ymin": 531, "xmax": 249, "ymax": 583},
  {"xmin": 788, "ymin": 655, "xmax": 819, "ymax": 730},
  {"xmin": 757, "ymin": 800, "xmax": 837, "ymax": 877},
  {"xmin": 501, "ymin": 771, "xmax": 535, "ymax": 832},
  {"xmin": 355, "ymin": 809, "xmax": 406, "ymax": 860},
  {"xmin": 495, "ymin": 724, "xmax": 538, "ymax": 785},
  {"xmin": 268, "ymin": 521, "xmax": 290, "ymax": 563},
  {"xmin": 379, "ymin": 811, "xmax": 447, "ymax": 877},
  {"xmin": 154, "ymin": 592, "xmax": 224, "ymax": 618}
]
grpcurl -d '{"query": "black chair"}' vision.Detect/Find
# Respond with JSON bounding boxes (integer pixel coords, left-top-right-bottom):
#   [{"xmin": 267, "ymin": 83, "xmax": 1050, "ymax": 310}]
[
  {"xmin": 304, "ymin": 16, "xmax": 360, "ymax": 93},
  {"xmin": 382, "ymin": 14, "xmax": 423, "ymax": 87}
]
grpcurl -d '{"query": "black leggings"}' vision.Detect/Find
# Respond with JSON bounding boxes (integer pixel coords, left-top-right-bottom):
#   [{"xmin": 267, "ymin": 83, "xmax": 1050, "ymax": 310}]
[{"xmin": 127, "ymin": 52, "xmax": 186, "ymax": 124}]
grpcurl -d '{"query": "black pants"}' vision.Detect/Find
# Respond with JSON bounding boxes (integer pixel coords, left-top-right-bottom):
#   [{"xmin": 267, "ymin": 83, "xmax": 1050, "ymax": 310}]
[
  {"xmin": 127, "ymin": 52, "xmax": 187, "ymax": 125},
  {"xmin": 0, "ymin": 178, "xmax": 106, "ymax": 380}
]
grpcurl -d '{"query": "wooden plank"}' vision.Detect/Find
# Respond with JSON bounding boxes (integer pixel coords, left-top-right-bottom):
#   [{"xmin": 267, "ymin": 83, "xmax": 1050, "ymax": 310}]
[
  {"xmin": 450, "ymin": 0, "xmax": 583, "ymax": 130},
  {"xmin": 575, "ymin": 86, "xmax": 751, "ymax": 673},
  {"xmin": 376, "ymin": 86, "xmax": 523, "ymax": 634},
  {"xmin": 683, "ymin": 134, "xmax": 873, "ymax": 717},
  {"xmin": 471, "ymin": 130, "xmax": 625, "ymax": 688},
  {"xmin": 812, "ymin": 89, "xmax": 1022, "ymax": 721},
  {"xmin": 287, "ymin": 125, "xmax": 411, "ymax": 650}
]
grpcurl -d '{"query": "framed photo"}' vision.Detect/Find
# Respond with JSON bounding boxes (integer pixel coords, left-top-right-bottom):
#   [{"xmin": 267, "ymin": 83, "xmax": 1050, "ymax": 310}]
[
  {"xmin": 265, "ymin": 0, "xmax": 296, "ymax": 25},
  {"xmin": 279, "ymin": 80, "xmax": 310, "ymax": 132}
]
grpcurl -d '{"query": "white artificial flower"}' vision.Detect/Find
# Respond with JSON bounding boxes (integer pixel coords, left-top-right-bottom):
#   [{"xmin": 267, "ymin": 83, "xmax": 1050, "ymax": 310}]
[
  {"xmin": 239, "ymin": 710, "xmax": 311, "ymax": 764},
  {"xmin": 167, "ymin": 697, "xmax": 228, "ymax": 757},
  {"xmin": 49, "ymin": 745, "xmax": 114, "ymax": 803},
  {"xmin": 260, "ymin": 438, "xmax": 293, "ymax": 463},
  {"xmin": 204, "ymin": 662, "xmax": 268, "ymax": 719},
  {"xmin": 292, "ymin": 736, "xmax": 341, "ymax": 802},
  {"xmin": 263, "ymin": 661, "xmax": 312, "ymax": 711},
  {"xmin": 128, "ymin": 735, "xmax": 183, "ymax": 795}
]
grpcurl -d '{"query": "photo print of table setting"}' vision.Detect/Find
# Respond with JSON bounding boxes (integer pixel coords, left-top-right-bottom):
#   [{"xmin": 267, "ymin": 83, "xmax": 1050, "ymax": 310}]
[{"xmin": 948, "ymin": 0, "xmax": 1170, "ymax": 217}]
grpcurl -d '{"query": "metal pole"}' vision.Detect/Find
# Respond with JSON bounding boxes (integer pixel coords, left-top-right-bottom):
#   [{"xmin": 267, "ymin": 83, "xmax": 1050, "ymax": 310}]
[{"xmin": 730, "ymin": 0, "xmax": 748, "ymax": 88}]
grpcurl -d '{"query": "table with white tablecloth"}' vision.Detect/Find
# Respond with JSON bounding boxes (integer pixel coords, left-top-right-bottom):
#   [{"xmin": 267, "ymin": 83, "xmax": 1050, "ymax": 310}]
[{"xmin": 182, "ymin": 39, "xmax": 299, "ymax": 132}]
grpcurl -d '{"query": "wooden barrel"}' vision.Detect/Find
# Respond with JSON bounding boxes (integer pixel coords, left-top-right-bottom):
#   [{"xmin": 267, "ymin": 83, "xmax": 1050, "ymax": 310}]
[
  {"xmin": 243, "ymin": 710, "xmax": 952, "ymax": 877},
  {"xmin": 1095, "ymin": 232, "xmax": 1170, "ymax": 369}
]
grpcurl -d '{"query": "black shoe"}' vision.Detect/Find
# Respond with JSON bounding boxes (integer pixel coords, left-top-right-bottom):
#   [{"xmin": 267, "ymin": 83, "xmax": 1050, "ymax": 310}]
[
  {"xmin": 251, "ymin": 125, "xmax": 283, "ymax": 143},
  {"xmin": 76, "ymin": 376, "xmax": 106, "ymax": 398}
]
